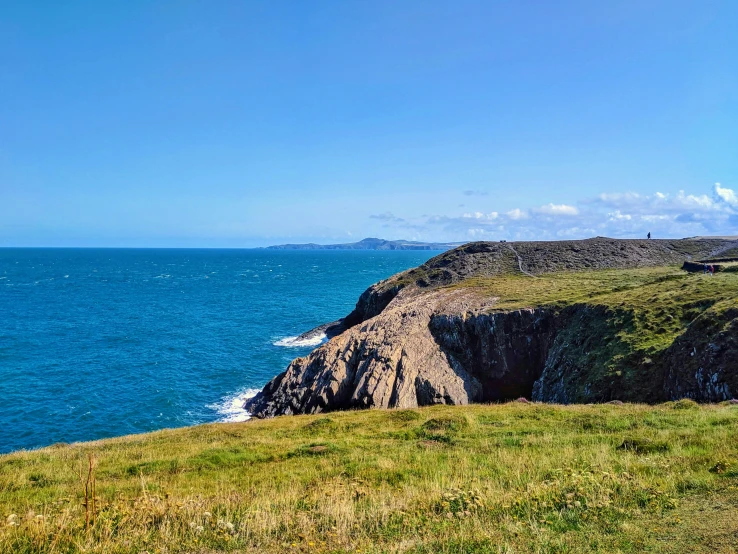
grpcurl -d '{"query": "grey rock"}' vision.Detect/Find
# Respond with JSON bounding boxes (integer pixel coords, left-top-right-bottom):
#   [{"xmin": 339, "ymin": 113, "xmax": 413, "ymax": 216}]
[{"xmin": 246, "ymin": 237, "xmax": 738, "ymax": 417}]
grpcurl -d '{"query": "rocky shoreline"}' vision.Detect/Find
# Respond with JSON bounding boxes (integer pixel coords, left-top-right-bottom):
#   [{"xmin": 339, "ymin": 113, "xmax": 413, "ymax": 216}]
[{"xmin": 246, "ymin": 237, "xmax": 738, "ymax": 417}]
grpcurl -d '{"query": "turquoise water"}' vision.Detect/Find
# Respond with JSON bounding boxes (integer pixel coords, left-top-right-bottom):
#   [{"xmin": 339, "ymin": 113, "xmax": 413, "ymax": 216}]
[{"xmin": 0, "ymin": 248, "xmax": 439, "ymax": 453}]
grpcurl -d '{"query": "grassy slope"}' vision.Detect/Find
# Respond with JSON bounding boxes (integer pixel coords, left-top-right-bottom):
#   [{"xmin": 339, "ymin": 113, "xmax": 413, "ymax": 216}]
[
  {"xmin": 455, "ymin": 266, "xmax": 738, "ymax": 355},
  {"xmin": 2, "ymin": 402, "xmax": 738, "ymax": 553},
  {"xmin": 451, "ymin": 267, "xmax": 738, "ymax": 401},
  {"xmin": 4, "ymin": 266, "xmax": 738, "ymax": 553}
]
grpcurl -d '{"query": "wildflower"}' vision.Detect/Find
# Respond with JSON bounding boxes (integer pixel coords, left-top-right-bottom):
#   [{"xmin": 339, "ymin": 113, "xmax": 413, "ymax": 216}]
[
  {"xmin": 195, "ymin": 525, "xmax": 204, "ymax": 533},
  {"xmin": 203, "ymin": 511, "xmax": 212, "ymax": 518},
  {"xmin": 7, "ymin": 514, "xmax": 18, "ymax": 523}
]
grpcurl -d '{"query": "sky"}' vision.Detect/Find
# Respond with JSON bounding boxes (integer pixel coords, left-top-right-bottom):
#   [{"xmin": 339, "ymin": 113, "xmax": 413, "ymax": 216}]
[{"xmin": 1, "ymin": 0, "xmax": 737, "ymax": 247}]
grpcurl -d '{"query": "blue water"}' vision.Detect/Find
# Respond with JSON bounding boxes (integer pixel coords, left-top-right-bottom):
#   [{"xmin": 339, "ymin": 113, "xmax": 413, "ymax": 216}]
[{"xmin": 0, "ymin": 248, "xmax": 439, "ymax": 454}]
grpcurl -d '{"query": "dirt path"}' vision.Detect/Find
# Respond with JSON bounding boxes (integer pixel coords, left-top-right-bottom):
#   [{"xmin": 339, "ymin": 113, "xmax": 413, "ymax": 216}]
[{"xmin": 506, "ymin": 244, "xmax": 536, "ymax": 277}]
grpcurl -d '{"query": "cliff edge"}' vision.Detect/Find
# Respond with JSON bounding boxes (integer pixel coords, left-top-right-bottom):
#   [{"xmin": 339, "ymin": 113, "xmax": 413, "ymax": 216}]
[{"xmin": 246, "ymin": 237, "xmax": 738, "ymax": 417}]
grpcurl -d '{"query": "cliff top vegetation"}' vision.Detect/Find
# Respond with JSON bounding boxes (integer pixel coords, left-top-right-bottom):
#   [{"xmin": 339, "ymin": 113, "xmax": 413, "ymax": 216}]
[{"xmin": 2, "ymin": 402, "xmax": 738, "ymax": 553}]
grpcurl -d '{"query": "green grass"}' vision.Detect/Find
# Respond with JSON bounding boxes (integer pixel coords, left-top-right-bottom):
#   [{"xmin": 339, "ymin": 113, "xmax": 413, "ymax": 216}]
[
  {"xmin": 453, "ymin": 266, "xmax": 738, "ymax": 319},
  {"xmin": 448, "ymin": 268, "xmax": 738, "ymax": 401},
  {"xmin": 2, "ymin": 402, "xmax": 738, "ymax": 553},
  {"xmin": 4, "ymin": 266, "xmax": 738, "ymax": 552}
]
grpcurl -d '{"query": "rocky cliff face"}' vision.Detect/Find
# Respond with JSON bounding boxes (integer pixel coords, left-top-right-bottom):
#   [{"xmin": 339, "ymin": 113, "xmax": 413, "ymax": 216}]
[
  {"xmin": 661, "ymin": 306, "xmax": 738, "ymax": 400},
  {"xmin": 245, "ymin": 237, "xmax": 738, "ymax": 417},
  {"xmin": 339, "ymin": 237, "xmax": 738, "ymax": 325}
]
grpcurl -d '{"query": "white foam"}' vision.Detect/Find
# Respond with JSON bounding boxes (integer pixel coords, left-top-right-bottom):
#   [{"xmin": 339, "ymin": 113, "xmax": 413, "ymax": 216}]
[
  {"xmin": 273, "ymin": 333, "xmax": 327, "ymax": 348},
  {"xmin": 209, "ymin": 388, "xmax": 260, "ymax": 423}
]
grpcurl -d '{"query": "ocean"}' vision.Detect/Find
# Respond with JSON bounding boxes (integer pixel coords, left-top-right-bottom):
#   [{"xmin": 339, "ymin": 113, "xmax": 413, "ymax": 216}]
[{"xmin": 0, "ymin": 248, "xmax": 439, "ymax": 454}]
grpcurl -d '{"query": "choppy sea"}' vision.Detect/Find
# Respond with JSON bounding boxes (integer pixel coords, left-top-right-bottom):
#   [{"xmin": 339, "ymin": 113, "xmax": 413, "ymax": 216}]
[{"xmin": 0, "ymin": 248, "xmax": 439, "ymax": 453}]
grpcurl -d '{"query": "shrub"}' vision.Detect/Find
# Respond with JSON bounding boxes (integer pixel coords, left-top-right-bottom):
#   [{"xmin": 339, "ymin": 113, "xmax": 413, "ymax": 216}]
[
  {"xmin": 672, "ymin": 399, "xmax": 699, "ymax": 410},
  {"xmin": 420, "ymin": 416, "xmax": 469, "ymax": 433},
  {"xmin": 618, "ymin": 437, "xmax": 670, "ymax": 454},
  {"xmin": 388, "ymin": 409, "xmax": 421, "ymax": 422}
]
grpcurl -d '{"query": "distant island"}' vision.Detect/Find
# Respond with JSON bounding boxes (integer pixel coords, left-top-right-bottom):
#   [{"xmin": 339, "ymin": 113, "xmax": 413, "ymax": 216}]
[{"xmin": 266, "ymin": 237, "xmax": 466, "ymax": 251}]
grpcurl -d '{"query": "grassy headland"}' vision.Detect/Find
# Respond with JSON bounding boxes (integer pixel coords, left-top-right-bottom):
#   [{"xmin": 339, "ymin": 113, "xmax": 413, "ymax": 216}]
[
  {"xmin": 455, "ymin": 266, "xmax": 738, "ymax": 352},
  {"xmin": 5, "ymin": 241, "xmax": 738, "ymax": 553},
  {"xmin": 2, "ymin": 402, "xmax": 737, "ymax": 553}
]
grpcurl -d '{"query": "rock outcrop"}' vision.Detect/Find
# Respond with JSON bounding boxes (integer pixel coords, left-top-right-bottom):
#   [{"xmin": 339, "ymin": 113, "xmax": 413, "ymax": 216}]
[{"xmin": 246, "ymin": 237, "xmax": 738, "ymax": 417}]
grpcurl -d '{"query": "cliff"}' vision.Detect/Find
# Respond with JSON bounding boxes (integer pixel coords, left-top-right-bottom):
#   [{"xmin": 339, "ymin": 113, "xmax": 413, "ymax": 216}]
[{"xmin": 246, "ymin": 237, "xmax": 738, "ymax": 417}]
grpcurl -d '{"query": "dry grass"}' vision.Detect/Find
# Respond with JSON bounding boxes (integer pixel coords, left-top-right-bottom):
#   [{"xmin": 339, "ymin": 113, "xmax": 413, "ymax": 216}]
[
  {"xmin": 1, "ymin": 402, "xmax": 737, "ymax": 553},
  {"xmin": 454, "ymin": 267, "xmax": 738, "ymax": 353}
]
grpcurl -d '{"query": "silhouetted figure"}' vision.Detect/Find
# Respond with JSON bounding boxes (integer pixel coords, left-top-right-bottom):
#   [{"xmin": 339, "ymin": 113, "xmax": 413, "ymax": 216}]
[{"xmin": 647, "ymin": 232, "xmax": 651, "ymax": 239}]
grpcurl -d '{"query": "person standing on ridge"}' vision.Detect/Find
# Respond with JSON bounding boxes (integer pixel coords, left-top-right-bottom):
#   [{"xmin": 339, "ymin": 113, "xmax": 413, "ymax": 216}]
[{"xmin": 647, "ymin": 232, "xmax": 651, "ymax": 239}]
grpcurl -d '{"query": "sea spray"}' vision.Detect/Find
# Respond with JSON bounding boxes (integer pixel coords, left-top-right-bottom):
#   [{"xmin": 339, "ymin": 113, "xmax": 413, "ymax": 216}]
[{"xmin": 209, "ymin": 389, "xmax": 261, "ymax": 422}]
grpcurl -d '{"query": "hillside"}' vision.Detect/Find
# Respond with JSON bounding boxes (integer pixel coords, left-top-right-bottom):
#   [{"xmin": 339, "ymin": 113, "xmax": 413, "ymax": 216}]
[
  {"xmin": 4, "ymin": 237, "xmax": 738, "ymax": 553},
  {"xmin": 1, "ymin": 402, "xmax": 738, "ymax": 553},
  {"xmin": 246, "ymin": 237, "xmax": 738, "ymax": 417},
  {"xmin": 266, "ymin": 237, "xmax": 465, "ymax": 251}
]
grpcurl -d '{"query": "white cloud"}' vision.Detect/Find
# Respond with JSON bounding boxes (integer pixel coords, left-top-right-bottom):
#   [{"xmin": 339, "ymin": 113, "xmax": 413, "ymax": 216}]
[
  {"xmin": 368, "ymin": 183, "xmax": 738, "ymax": 242},
  {"xmin": 675, "ymin": 190, "xmax": 713, "ymax": 209},
  {"xmin": 463, "ymin": 211, "xmax": 498, "ymax": 220},
  {"xmin": 608, "ymin": 210, "xmax": 631, "ymax": 221},
  {"xmin": 642, "ymin": 214, "xmax": 670, "ymax": 222},
  {"xmin": 596, "ymin": 192, "xmax": 643, "ymax": 205},
  {"xmin": 535, "ymin": 203, "xmax": 579, "ymax": 216},
  {"xmin": 556, "ymin": 226, "xmax": 597, "ymax": 238},
  {"xmin": 715, "ymin": 182, "xmax": 738, "ymax": 206},
  {"xmin": 506, "ymin": 208, "xmax": 528, "ymax": 220}
]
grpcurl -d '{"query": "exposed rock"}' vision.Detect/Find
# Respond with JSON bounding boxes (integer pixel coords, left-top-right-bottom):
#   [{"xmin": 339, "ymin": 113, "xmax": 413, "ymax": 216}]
[
  {"xmin": 341, "ymin": 237, "xmax": 738, "ymax": 326},
  {"xmin": 245, "ymin": 237, "xmax": 738, "ymax": 417},
  {"xmin": 661, "ymin": 307, "xmax": 738, "ymax": 401},
  {"xmin": 293, "ymin": 319, "xmax": 346, "ymax": 343},
  {"xmin": 247, "ymin": 288, "xmax": 494, "ymax": 417}
]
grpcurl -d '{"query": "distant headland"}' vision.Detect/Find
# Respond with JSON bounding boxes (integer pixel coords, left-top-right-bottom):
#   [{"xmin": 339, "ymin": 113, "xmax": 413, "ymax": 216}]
[{"xmin": 265, "ymin": 237, "xmax": 466, "ymax": 251}]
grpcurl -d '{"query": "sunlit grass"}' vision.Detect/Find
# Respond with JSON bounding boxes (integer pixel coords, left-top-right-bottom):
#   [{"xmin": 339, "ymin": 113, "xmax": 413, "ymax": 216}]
[
  {"xmin": 453, "ymin": 267, "xmax": 738, "ymax": 355},
  {"xmin": 2, "ymin": 402, "xmax": 737, "ymax": 553}
]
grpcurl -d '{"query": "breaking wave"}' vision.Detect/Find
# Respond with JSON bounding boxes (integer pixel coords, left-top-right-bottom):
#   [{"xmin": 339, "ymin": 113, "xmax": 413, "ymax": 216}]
[
  {"xmin": 273, "ymin": 333, "xmax": 327, "ymax": 348},
  {"xmin": 209, "ymin": 388, "xmax": 260, "ymax": 423}
]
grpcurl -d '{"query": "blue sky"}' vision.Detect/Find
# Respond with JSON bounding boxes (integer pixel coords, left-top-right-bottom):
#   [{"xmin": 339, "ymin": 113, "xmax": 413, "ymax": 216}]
[{"xmin": 1, "ymin": 0, "xmax": 736, "ymax": 247}]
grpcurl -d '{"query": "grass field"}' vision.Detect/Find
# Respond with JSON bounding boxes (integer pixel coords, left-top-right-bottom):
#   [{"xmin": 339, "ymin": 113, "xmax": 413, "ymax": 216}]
[
  {"xmin": 449, "ymin": 268, "xmax": 738, "ymax": 401},
  {"xmin": 2, "ymin": 401, "xmax": 737, "ymax": 553}
]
